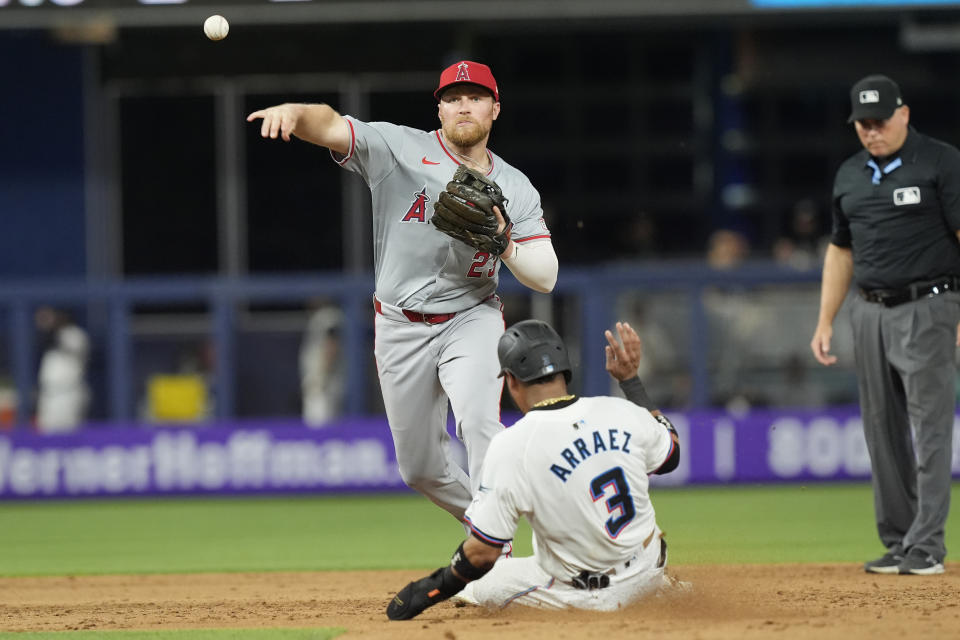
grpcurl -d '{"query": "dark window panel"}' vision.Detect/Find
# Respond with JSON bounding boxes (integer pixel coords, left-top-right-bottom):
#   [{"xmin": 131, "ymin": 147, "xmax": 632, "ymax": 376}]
[
  {"xmin": 774, "ymin": 94, "xmax": 832, "ymax": 132},
  {"xmin": 120, "ymin": 95, "xmax": 217, "ymax": 275},
  {"xmin": 369, "ymin": 91, "xmax": 436, "ymax": 133},
  {"xmin": 780, "ymin": 153, "xmax": 833, "ymax": 188},
  {"xmin": 648, "ymin": 156, "xmax": 695, "ymax": 191},
  {"xmin": 580, "ymin": 155, "xmax": 636, "ymax": 192},
  {"xmin": 244, "ymin": 92, "xmax": 343, "ymax": 273},
  {"xmin": 646, "ymin": 101, "xmax": 694, "ymax": 136}
]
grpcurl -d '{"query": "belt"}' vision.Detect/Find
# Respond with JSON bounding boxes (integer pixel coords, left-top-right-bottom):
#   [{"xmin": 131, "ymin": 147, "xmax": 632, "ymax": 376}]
[
  {"xmin": 859, "ymin": 276, "xmax": 960, "ymax": 308},
  {"xmin": 569, "ymin": 532, "xmax": 665, "ymax": 590},
  {"xmin": 373, "ymin": 297, "xmax": 457, "ymax": 325}
]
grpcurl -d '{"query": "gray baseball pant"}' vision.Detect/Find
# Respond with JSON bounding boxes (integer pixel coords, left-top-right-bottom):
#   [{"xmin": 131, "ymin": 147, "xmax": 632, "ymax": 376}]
[
  {"xmin": 374, "ymin": 296, "xmax": 505, "ymax": 522},
  {"xmin": 850, "ymin": 292, "xmax": 959, "ymax": 561}
]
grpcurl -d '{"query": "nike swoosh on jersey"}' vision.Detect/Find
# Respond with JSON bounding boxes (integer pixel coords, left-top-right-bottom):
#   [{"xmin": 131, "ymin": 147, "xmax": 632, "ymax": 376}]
[{"xmin": 422, "ymin": 157, "xmax": 441, "ymax": 165}]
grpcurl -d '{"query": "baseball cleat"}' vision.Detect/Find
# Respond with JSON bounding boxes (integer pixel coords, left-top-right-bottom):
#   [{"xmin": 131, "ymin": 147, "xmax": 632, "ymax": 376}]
[
  {"xmin": 864, "ymin": 550, "xmax": 904, "ymax": 574},
  {"xmin": 386, "ymin": 568, "xmax": 453, "ymax": 620},
  {"xmin": 897, "ymin": 549, "xmax": 945, "ymax": 575}
]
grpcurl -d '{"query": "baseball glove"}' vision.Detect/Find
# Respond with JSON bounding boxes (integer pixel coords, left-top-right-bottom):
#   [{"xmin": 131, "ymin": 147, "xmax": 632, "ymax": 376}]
[{"xmin": 432, "ymin": 164, "xmax": 512, "ymax": 256}]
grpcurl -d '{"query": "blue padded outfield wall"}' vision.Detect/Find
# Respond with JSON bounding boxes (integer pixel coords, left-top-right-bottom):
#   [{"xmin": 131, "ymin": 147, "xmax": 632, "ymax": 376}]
[{"xmin": 0, "ymin": 32, "xmax": 86, "ymax": 279}]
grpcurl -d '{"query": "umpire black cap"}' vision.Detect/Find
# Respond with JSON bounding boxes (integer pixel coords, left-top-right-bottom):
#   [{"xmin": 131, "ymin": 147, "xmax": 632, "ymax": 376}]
[
  {"xmin": 497, "ymin": 320, "xmax": 572, "ymax": 383},
  {"xmin": 848, "ymin": 74, "xmax": 903, "ymax": 123}
]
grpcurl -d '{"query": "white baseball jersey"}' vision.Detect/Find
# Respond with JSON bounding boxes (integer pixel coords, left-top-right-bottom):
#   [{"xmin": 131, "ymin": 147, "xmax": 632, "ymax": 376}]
[
  {"xmin": 333, "ymin": 117, "xmax": 550, "ymax": 314},
  {"xmin": 465, "ymin": 396, "xmax": 674, "ymax": 581}
]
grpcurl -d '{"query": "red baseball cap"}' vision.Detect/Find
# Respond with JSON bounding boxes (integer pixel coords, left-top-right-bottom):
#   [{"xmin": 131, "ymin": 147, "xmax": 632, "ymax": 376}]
[{"xmin": 434, "ymin": 60, "xmax": 499, "ymax": 102}]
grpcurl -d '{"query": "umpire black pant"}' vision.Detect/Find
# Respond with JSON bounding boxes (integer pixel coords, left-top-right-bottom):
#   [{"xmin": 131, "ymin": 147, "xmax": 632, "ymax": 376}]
[{"xmin": 850, "ymin": 292, "xmax": 959, "ymax": 562}]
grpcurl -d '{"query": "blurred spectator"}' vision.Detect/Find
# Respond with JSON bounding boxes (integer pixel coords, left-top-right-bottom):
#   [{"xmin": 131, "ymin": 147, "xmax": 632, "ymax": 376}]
[
  {"xmin": 611, "ymin": 211, "xmax": 660, "ymax": 261},
  {"xmin": 299, "ymin": 301, "xmax": 345, "ymax": 427},
  {"xmin": 612, "ymin": 296, "xmax": 688, "ymax": 408},
  {"xmin": 760, "ymin": 353, "xmax": 828, "ymax": 409},
  {"xmin": 0, "ymin": 386, "xmax": 15, "ymax": 429},
  {"xmin": 702, "ymin": 226, "xmax": 840, "ymax": 410},
  {"xmin": 706, "ymin": 228, "xmax": 750, "ymax": 269},
  {"xmin": 631, "ymin": 212, "xmax": 659, "ymax": 255},
  {"xmin": 703, "ymin": 230, "xmax": 767, "ymax": 409},
  {"xmin": 34, "ymin": 306, "xmax": 90, "ymax": 433},
  {"xmin": 772, "ymin": 198, "xmax": 830, "ymax": 270}
]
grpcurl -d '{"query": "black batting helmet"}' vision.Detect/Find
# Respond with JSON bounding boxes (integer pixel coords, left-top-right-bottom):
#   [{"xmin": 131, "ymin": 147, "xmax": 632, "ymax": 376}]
[{"xmin": 497, "ymin": 320, "xmax": 572, "ymax": 383}]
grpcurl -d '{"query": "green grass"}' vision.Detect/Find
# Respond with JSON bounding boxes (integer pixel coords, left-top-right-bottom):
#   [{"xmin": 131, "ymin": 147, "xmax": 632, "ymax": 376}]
[
  {"xmin": 1, "ymin": 483, "xmax": 958, "ymax": 577},
  {"xmin": 653, "ymin": 483, "xmax": 884, "ymax": 564},
  {"xmin": 0, "ymin": 494, "xmax": 467, "ymax": 576},
  {"xmin": 0, "ymin": 631, "xmax": 341, "ymax": 640}
]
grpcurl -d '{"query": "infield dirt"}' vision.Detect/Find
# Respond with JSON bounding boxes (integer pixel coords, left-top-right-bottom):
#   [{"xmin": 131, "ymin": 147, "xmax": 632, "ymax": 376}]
[{"xmin": 2, "ymin": 564, "xmax": 959, "ymax": 639}]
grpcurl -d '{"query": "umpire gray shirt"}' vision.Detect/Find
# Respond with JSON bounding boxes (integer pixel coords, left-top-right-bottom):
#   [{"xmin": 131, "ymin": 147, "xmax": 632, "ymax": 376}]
[{"xmin": 831, "ymin": 127, "xmax": 960, "ymax": 290}]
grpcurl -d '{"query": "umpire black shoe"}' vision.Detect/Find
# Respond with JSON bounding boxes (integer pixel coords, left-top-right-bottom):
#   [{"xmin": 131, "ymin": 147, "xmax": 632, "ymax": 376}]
[
  {"xmin": 864, "ymin": 549, "xmax": 904, "ymax": 574},
  {"xmin": 897, "ymin": 548, "xmax": 945, "ymax": 576}
]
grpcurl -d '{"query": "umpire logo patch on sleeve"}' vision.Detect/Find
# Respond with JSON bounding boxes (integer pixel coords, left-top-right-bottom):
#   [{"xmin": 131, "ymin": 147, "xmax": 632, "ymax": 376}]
[{"xmin": 893, "ymin": 186, "xmax": 921, "ymax": 206}]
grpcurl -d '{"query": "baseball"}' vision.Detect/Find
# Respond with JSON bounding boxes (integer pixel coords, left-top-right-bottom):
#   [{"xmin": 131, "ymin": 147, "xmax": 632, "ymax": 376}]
[{"xmin": 203, "ymin": 15, "xmax": 229, "ymax": 41}]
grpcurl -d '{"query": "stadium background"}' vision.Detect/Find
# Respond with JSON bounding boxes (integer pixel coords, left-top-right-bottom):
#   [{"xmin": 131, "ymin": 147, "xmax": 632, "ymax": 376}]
[
  {"xmin": 0, "ymin": 1, "xmax": 959, "ymax": 488},
  {"xmin": 3, "ymin": 0, "xmax": 960, "ymax": 489},
  {"xmin": 2, "ymin": 2, "xmax": 960, "ymax": 638}
]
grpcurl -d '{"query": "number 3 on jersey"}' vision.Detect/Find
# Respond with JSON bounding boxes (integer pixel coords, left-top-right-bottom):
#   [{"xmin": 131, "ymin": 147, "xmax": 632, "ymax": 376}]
[
  {"xmin": 590, "ymin": 467, "xmax": 636, "ymax": 538},
  {"xmin": 467, "ymin": 251, "xmax": 497, "ymax": 278}
]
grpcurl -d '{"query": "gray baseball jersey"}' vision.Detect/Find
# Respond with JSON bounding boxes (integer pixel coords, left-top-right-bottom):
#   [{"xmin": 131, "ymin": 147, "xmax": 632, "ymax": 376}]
[
  {"xmin": 332, "ymin": 117, "xmax": 554, "ymax": 521},
  {"xmin": 334, "ymin": 117, "xmax": 551, "ymax": 313}
]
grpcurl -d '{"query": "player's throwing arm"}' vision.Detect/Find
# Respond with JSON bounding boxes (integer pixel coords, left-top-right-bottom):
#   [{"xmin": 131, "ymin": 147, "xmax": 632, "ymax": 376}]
[{"xmin": 246, "ymin": 103, "xmax": 352, "ymax": 154}]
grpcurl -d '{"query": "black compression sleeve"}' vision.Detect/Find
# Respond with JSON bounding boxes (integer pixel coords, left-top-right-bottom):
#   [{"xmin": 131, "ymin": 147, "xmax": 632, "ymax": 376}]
[
  {"xmin": 652, "ymin": 414, "xmax": 680, "ymax": 475},
  {"xmin": 451, "ymin": 542, "xmax": 491, "ymax": 582},
  {"xmin": 618, "ymin": 376, "xmax": 654, "ymax": 410},
  {"xmin": 653, "ymin": 441, "xmax": 680, "ymax": 475}
]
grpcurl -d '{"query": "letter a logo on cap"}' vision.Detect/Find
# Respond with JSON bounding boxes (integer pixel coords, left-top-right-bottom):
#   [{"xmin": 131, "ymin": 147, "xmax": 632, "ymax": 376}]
[
  {"xmin": 859, "ymin": 90, "xmax": 880, "ymax": 104},
  {"xmin": 455, "ymin": 62, "xmax": 471, "ymax": 82}
]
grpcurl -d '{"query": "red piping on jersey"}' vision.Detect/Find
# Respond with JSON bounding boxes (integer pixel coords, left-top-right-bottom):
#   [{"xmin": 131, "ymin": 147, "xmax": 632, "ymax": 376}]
[
  {"xmin": 498, "ymin": 298, "xmax": 505, "ymax": 425},
  {"xmin": 334, "ymin": 118, "xmax": 357, "ymax": 166},
  {"xmin": 434, "ymin": 130, "xmax": 495, "ymax": 176},
  {"xmin": 501, "ymin": 579, "xmax": 554, "ymax": 608},
  {"xmin": 515, "ymin": 234, "xmax": 551, "ymax": 243},
  {"xmin": 464, "ymin": 515, "xmax": 511, "ymax": 547},
  {"xmin": 372, "ymin": 297, "xmax": 380, "ymax": 375}
]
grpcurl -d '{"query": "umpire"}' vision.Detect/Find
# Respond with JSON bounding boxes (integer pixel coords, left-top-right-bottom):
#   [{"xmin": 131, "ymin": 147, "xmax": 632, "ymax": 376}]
[{"xmin": 811, "ymin": 74, "xmax": 960, "ymax": 575}]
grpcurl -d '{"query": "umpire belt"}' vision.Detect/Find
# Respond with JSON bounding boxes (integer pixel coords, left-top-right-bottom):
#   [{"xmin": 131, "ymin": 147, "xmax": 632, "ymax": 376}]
[{"xmin": 859, "ymin": 276, "xmax": 960, "ymax": 308}]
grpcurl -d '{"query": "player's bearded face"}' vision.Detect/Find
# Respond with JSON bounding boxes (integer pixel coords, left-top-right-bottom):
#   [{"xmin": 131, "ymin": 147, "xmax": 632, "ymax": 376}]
[
  {"xmin": 438, "ymin": 88, "xmax": 500, "ymax": 148},
  {"xmin": 443, "ymin": 117, "xmax": 489, "ymax": 147}
]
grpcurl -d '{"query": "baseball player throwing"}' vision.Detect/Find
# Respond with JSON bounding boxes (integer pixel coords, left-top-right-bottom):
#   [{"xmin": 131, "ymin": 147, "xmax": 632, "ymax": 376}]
[
  {"xmin": 247, "ymin": 61, "xmax": 558, "ymax": 521},
  {"xmin": 386, "ymin": 321, "xmax": 682, "ymax": 619}
]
